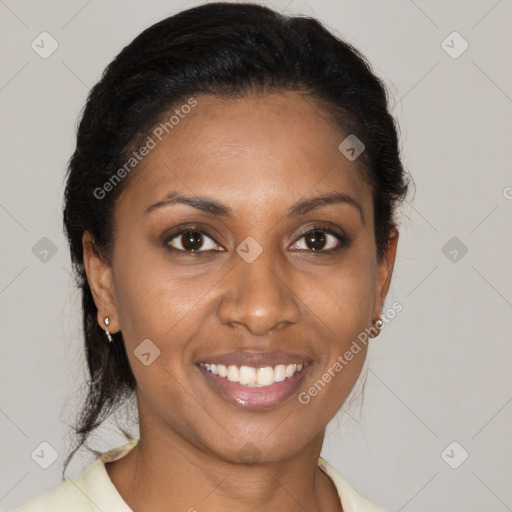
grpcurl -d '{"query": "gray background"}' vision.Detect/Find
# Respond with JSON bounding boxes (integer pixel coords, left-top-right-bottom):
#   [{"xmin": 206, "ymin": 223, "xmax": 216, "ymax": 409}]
[{"xmin": 1, "ymin": 0, "xmax": 511, "ymax": 510}]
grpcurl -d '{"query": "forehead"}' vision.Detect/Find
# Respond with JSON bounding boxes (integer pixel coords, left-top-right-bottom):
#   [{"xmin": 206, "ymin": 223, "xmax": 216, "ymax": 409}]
[{"xmin": 116, "ymin": 91, "xmax": 372, "ymax": 219}]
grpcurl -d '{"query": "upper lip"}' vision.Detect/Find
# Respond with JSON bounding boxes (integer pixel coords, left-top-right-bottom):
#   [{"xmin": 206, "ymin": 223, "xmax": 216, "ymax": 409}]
[{"xmin": 198, "ymin": 350, "xmax": 309, "ymax": 367}]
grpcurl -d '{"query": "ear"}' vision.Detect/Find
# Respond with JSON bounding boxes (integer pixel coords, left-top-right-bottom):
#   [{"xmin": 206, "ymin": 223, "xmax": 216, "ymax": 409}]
[
  {"xmin": 372, "ymin": 228, "xmax": 399, "ymax": 322},
  {"xmin": 82, "ymin": 230, "xmax": 120, "ymax": 334}
]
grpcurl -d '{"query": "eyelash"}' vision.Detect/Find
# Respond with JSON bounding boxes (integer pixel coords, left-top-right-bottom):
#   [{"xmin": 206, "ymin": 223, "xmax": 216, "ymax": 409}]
[
  {"xmin": 293, "ymin": 225, "xmax": 351, "ymax": 253},
  {"xmin": 164, "ymin": 224, "xmax": 351, "ymax": 254}
]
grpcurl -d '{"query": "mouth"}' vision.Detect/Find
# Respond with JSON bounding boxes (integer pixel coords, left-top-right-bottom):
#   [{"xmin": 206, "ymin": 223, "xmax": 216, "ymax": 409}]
[
  {"xmin": 199, "ymin": 362, "xmax": 304, "ymax": 387},
  {"xmin": 196, "ymin": 351, "xmax": 311, "ymax": 410}
]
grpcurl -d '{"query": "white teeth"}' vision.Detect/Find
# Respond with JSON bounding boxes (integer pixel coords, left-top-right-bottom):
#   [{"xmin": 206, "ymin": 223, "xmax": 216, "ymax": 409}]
[
  {"xmin": 239, "ymin": 366, "xmax": 256, "ymax": 386},
  {"xmin": 274, "ymin": 364, "xmax": 286, "ymax": 382},
  {"xmin": 285, "ymin": 364, "xmax": 297, "ymax": 378},
  {"xmin": 257, "ymin": 366, "xmax": 275, "ymax": 386},
  {"xmin": 200, "ymin": 362, "xmax": 305, "ymax": 387},
  {"xmin": 227, "ymin": 365, "xmax": 239, "ymax": 382}
]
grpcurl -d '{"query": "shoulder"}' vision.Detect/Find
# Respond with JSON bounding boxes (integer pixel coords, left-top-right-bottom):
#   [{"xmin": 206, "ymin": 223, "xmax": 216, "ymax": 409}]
[
  {"xmin": 12, "ymin": 439, "xmax": 138, "ymax": 512},
  {"xmin": 318, "ymin": 457, "xmax": 386, "ymax": 512},
  {"xmin": 12, "ymin": 462, "xmax": 101, "ymax": 511}
]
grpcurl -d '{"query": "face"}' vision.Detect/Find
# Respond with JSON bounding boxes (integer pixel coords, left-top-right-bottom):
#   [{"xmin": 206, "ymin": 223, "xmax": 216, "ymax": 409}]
[{"xmin": 83, "ymin": 91, "xmax": 398, "ymax": 464}]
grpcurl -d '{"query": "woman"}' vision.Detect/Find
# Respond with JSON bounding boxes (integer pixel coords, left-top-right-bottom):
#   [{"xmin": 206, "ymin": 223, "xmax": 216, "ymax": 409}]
[{"xmin": 15, "ymin": 2, "xmax": 409, "ymax": 510}]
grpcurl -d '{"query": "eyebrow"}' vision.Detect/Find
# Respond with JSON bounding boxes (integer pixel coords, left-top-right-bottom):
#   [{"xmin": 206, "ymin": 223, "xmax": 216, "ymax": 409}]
[
  {"xmin": 288, "ymin": 191, "xmax": 364, "ymax": 223},
  {"xmin": 145, "ymin": 190, "xmax": 364, "ymax": 223}
]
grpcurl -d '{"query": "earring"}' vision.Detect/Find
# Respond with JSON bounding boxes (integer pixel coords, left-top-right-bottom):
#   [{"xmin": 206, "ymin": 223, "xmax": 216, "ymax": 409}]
[
  {"xmin": 375, "ymin": 317, "xmax": 384, "ymax": 329},
  {"xmin": 104, "ymin": 317, "xmax": 114, "ymax": 343}
]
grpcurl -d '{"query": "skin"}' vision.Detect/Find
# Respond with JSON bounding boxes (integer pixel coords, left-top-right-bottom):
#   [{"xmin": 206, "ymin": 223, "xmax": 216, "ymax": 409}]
[{"xmin": 82, "ymin": 91, "xmax": 398, "ymax": 512}]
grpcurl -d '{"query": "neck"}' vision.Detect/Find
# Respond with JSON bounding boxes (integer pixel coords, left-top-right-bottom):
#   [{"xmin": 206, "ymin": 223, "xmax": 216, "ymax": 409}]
[{"xmin": 106, "ymin": 428, "xmax": 342, "ymax": 512}]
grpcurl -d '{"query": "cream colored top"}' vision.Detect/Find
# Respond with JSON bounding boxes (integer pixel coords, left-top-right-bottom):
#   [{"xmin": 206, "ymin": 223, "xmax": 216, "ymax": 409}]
[{"xmin": 14, "ymin": 439, "xmax": 385, "ymax": 511}]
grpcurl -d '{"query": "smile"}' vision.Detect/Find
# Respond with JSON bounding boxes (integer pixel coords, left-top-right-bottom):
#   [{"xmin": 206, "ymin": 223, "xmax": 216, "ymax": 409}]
[
  {"xmin": 199, "ymin": 362, "xmax": 304, "ymax": 387},
  {"xmin": 197, "ymin": 359, "xmax": 310, "ymax": 409}
]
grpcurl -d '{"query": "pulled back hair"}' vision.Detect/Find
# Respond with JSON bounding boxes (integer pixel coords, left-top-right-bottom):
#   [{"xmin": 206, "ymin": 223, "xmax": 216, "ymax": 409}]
[{"xmin": 62, "ymin": 1, "xmax": 410, "ymax": 476}]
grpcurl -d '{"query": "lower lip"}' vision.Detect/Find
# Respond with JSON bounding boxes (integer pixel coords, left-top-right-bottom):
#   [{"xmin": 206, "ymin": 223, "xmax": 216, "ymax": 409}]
[{"xmin": 198, "ymin": 365, "xmax": 310, "ymax": 410}]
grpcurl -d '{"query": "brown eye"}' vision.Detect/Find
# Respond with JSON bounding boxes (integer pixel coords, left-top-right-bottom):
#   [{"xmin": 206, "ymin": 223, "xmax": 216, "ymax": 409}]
[
  {"xmin": 167, "ymin": 229, "xmax": 221, "ymax": 252},
  {"xmin": 289, "ymin": 228, "xmax": 350, "ymax": 252},
  {"xmin": 304, "ymin": 230, "xmax": 327, "ymax": 251},
  {"xmin": 181, "ymin": 231, "xmax": 204, "ymax": 251}
]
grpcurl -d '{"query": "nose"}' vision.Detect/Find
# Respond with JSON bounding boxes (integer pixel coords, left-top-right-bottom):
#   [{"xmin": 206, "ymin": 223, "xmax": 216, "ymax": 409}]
[{"xmin": 218, "ymin": 250, "xmax": 300, "ymax": 336}]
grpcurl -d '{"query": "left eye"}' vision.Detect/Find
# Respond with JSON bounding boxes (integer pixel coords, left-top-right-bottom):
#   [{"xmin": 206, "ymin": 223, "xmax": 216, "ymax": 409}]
[
  {"xmin": 167, "ymin": 230, "xmax": 221, "ymax": 252},
  {"xmin": 290, "ymin": 229, "xmax": 344, "ymax": 252}
]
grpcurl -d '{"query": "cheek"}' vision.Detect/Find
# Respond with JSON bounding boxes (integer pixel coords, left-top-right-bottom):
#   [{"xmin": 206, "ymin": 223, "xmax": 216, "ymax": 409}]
[
  {"xmin": 302, "ymin": 252, "xmax": 377, "ymax": 337},
  {"xmin": 112, "ymin": 255, "xmax": 206, "ymax": 414},
  {"xmin": 294, "ymin": 252, "xmax": 374, "ymax": 415},
  {"xmin": 297, "ymin": 312, "xmax": 369, "ymax": 424},
  {"xmin": 112, "ymin": 244, "xmax": 209, "ymax": 344}
]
